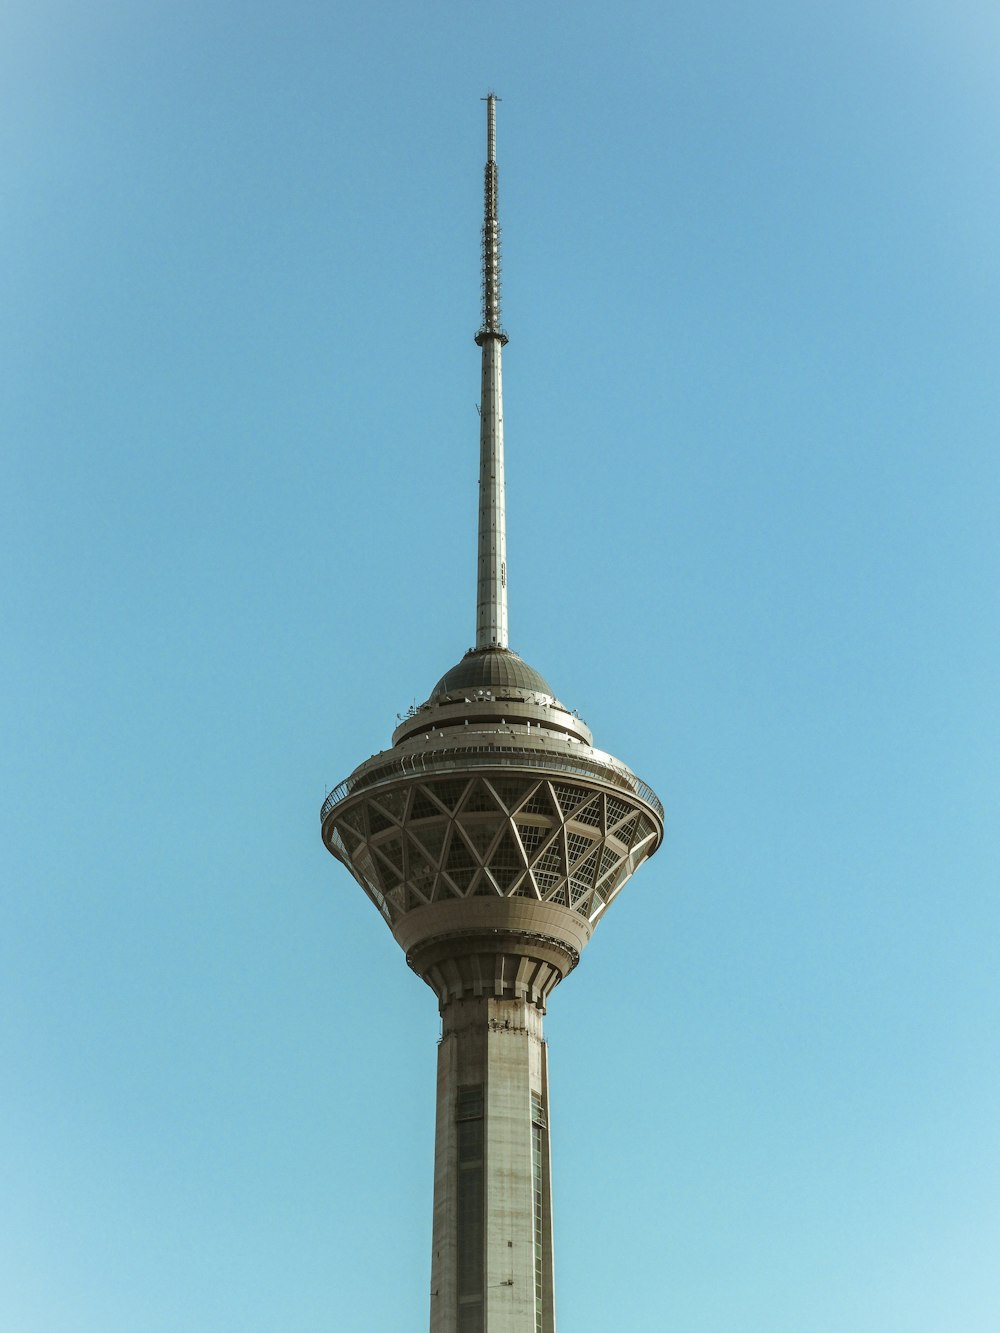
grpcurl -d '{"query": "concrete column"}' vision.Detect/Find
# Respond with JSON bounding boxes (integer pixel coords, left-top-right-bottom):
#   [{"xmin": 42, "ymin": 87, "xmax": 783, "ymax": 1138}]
[
  {"xmin": 430, "ymin": 1033, "xmax": 461, "ymax": 1332},
  {"xmin": 429, "ymin": 995, "xmax": 555, "ymax": 1333}
]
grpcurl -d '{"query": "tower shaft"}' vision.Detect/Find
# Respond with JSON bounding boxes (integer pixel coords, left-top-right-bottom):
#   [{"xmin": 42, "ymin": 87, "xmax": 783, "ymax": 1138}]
[
  {"xmin": 475, "ymin": 92, "xmax": 509, "ymax": 651},
  {"xmin": 430, "ymin": 997, "xmax": 555, "ymax": 1333}
]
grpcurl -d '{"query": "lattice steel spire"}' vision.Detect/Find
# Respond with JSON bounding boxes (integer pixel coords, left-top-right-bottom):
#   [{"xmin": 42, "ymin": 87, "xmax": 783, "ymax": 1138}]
[
  {"xmin": 474, "ymin": 93, "xmax": 509, "ymax": 650},
  {"xmin": 476, "ymin": 93, "xmax": 507, "ymax": 344}
]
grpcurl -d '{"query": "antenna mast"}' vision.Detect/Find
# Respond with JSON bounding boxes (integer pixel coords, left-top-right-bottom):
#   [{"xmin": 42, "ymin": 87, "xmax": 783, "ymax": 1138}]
[{"xmin": 475, "ymin": 93, "xmax": 509, "ymax": 650}]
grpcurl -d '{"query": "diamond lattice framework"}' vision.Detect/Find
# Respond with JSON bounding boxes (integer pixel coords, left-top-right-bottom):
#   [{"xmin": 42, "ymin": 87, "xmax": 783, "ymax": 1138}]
[{"xmin": 326, "ymin": 775, "xmax": 659, "ymax": 927}]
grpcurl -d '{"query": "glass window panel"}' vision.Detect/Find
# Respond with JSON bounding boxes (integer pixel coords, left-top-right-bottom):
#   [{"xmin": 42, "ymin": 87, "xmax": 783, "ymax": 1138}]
[
  {"xmin": 515, "ymin": 822, "xmax": 550, "ymax": 856},
  {"xmin": 462, "ymin": 781, "xmax": 500, "ymax": 814},
  {"xmin": 520, "ymin": 785, "xmax": 554, "ymax": 817},
  {"xmin": 375, "ymin": 834, "xmax": 404, "ymax": 874},
  {"xmin": 338, "ymin": 806, "xmax": 366, "ymax": 838},
  {"xmin": 446, "ymin": 836, "xmax": 477, "ymax": 873},
  {"xmin": 612, "ymin": 815, "xmax": 638, "ymax": 848},
  {"xmin": 573, "ymin": 797, "xmax": 603, "ymax": 829},
  {"xmin": 411, "ymin": 821, "xmax": 448, "ymax": 863},
  {"xmin": 428, "ymin": 778, "xmax": 470, "ymax": 812},
  {"xmin": 461, "ymin": 820, "xmax": 502, "ymax": 860},
  {"xmin": 510, "ymin": 880, "xmax": 539, "ymax": 898},
  {"xmin": 599, "ymin": 846, "xmax": 620, "ymax": 876},
  {"xmin": 532, "ymin": 869, "xmax": 561, "ymax": 894},
  {"xmin": 447, "ymin": 867, "xmax": 478, "ymax": 892},
  {"xmin": 486, "ymin": 778, "xmax": 532, "ymax": 813},
  {"xmin": 367, "ymin": 804, "xmax": 392, "ymax": 835},
  {"xmin": 551, "ymin": 783, "xmax": 590, "ymax": 817},
  {"xmin": 566, "ymin": 831, "xmax": 596, "ymax": 865},
  {"xmin": 606, "ymin": 796, "xmax": 632, "ymax": 827},
  {"xmin": 409, "ymin": 788, "xmax": 441, "ymax": 821},
  {"xmin": 372, "ymin": 788, "xmax": 407, "ymax": 822}
]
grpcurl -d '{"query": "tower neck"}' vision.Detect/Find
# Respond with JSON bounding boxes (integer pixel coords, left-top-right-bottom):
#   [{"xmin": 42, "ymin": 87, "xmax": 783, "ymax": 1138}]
[{"xmin": 475, "ymin": 93, "xmax": 509, "ymax": 651}]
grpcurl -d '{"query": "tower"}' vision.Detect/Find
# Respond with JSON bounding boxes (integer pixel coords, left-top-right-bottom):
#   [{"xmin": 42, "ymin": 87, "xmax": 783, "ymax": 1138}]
[{"xmin": 321, "ymin": 96, "xmax": 663, "ymax": 1333}]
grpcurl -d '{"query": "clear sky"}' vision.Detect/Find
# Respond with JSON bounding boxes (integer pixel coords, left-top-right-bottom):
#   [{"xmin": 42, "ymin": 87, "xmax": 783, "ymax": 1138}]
[{"xmin": 2, "ymin": 1, "xmax": 998, "ymax": 1329}]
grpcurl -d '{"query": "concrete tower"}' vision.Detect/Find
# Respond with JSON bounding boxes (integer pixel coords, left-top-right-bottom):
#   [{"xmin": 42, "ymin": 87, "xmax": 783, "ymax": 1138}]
[{"xmin": 321, "ymin": 96, "xmax": 663, "ymax": 1333}]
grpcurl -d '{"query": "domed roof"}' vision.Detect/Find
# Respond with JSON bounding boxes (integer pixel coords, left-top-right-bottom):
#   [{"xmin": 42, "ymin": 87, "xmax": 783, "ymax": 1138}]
[{"xmin": 431, "ymin": 648, "xmax": 555, "ymax": 699}]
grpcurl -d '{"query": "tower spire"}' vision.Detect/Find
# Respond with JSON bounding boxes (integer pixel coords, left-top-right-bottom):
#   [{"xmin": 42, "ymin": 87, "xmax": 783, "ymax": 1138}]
[{"xmin": 475, "ymin": 92, "xmax": 509, "ymax": 650}]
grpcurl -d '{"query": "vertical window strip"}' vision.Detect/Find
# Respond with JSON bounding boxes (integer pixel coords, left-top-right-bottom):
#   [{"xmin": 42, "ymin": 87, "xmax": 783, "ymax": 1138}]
[
  {"xmin": 531, "ymin": 1093, "xmax": 547, "ymax": 1332},
  {"xmin": 457, "ymin": 1086, "xmax": 485, "ymax": 1332}
]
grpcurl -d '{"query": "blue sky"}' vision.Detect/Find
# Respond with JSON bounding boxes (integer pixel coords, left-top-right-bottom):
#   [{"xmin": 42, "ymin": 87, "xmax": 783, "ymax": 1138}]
[{"xmin": 2, "ymin": 1, "xmax": 998, "ymax": 1329}]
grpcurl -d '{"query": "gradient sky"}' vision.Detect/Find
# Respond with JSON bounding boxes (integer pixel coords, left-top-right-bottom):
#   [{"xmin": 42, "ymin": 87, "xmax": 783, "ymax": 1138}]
[{"xmin": 3, "ymin": 2, "xmax": 998, "ymax": 1330}]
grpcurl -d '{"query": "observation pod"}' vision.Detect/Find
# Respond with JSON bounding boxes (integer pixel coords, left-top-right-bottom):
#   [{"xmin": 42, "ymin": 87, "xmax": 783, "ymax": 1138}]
[
  {"xmin": 321, "ymin": 646, "xmax": 663, "ymax": 1006},
  {"xmin": 321, "ymin": 96, "xmax": 663, "ymax": 1333}
]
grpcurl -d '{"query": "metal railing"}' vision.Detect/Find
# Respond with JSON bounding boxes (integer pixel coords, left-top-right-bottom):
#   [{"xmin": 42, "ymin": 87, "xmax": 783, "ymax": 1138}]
[{"xmin": 321, "ymin": 745, "xmax": 663, "ymax": 824}]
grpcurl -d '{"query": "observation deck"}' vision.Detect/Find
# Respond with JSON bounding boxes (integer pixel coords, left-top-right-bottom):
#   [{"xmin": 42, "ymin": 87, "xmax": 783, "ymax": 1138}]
[{"xmin": 321, "ymin": 645, "xmax": 663, "ymax": 1007}]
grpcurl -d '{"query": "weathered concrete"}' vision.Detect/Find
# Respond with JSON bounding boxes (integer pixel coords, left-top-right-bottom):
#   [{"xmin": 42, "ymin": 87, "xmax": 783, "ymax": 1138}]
[{"xmin": 429, "ymin": 995, "xmax": 555, "ymax": 1333}]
